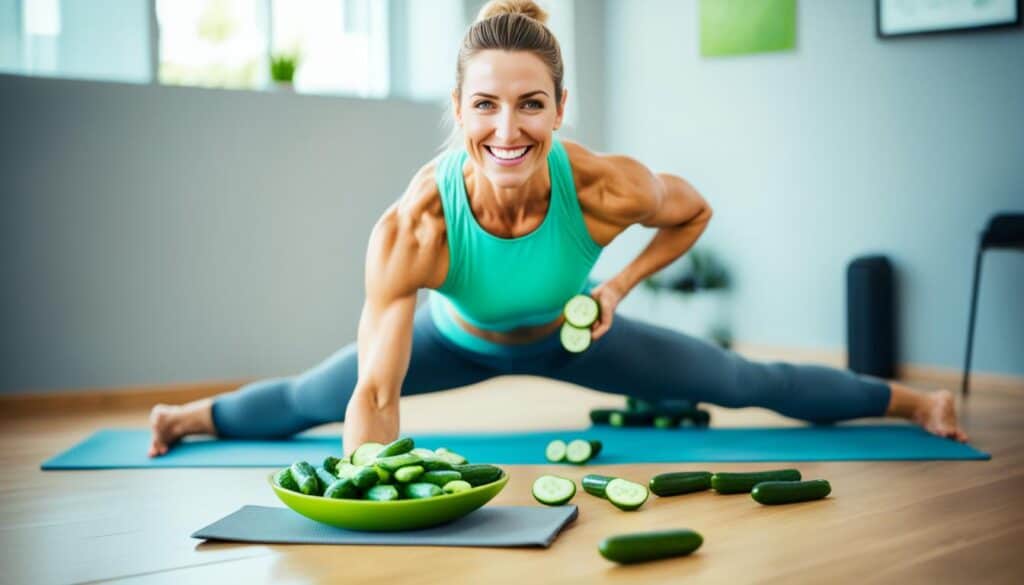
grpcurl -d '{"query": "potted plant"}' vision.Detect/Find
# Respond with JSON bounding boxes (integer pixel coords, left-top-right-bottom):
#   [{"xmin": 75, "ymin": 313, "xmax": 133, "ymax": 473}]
[
  {"xmin": 642, "ymin": 247, "xmax": 733, "ymax": 348},
  {"xmin": 269, "ymin": 51, "xmax": 300, "ymax": 90}
]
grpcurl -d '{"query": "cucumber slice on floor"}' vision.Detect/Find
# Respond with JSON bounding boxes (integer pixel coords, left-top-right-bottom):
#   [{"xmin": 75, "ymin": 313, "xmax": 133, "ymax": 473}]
[
  {"xmin": 351, "ymin": 442, "xmax": 385, "ymax": 466},
  {"xmin": 545, "ymin": 439, "xmax": 568, "ymax": 463},
  {"xmin": 599, "ymin": 529, "xmax": 703, "ymax": 564},
  {"xmin": 649, "ymin": 471, "xmax": 712, "ymax": 496},
  {"xmin": 752, "ymin": 480, "xmax": 831, "ymax": 505},
  {"xmin": 605, "ymin": 478, "xmax": 649, "ymax": 511},
  {"xmin": 532, "ymin": 475, "xmax": 577, "ymax": 506},
  {"xmin": 564, "ymin": 294, "xmax": 600, "ymax": 328},
  {"xmin": 560, "ymin": 322, "xmax": 591, "ymax": 353},
  {"xmin": 566, "ymin": 439, "xmax": 595, "ymax": 464},
  {"xmin": 582, "ymin": 474, "xmax": 615, "ymax": 498},
  {"xmin": 711, "ymin": 469, "xmax": 802, "ymax": 494}
]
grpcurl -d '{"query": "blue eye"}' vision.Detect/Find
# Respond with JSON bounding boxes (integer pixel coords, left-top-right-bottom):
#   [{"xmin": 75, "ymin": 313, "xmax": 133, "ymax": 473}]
[{"xmin": 474, "ymin": 101, "xmax": 494, "ymax": 110}]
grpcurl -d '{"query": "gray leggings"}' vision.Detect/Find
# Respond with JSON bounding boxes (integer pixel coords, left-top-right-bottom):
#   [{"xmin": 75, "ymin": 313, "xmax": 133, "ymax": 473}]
[{"xmin": 211, "ymin": 300, "xmax": 892, "ymax": 438}]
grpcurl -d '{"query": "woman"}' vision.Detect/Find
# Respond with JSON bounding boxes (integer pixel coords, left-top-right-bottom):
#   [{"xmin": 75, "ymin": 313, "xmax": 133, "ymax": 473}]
[{"xmin": 149, "ymin": 0, "xmax": 966, "ymax": 458}]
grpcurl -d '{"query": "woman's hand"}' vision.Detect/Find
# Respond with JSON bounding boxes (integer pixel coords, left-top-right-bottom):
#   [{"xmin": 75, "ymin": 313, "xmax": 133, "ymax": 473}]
[
  {"xmin": 342, "ymin": 390, "xmax": 400, "ymax": 458},
  {"xmin": 588, "ymin": 279, "xmax": 627, "ymax": 341}
]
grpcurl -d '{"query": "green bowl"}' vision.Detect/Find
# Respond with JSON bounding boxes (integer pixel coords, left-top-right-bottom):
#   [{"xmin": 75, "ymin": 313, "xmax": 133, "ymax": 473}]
[{"xmin": 268, "ymin": 470, "xmax": 509, "ymax": 532}]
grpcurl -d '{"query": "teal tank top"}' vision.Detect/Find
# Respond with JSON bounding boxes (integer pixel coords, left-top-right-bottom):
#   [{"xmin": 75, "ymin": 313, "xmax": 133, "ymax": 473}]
[{"xmin": 429, "ymin": 139, "xmax": 603, "ymax": 341}]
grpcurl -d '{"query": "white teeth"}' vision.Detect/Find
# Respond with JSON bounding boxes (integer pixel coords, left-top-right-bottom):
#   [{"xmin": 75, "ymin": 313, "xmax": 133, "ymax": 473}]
[{"xmin": 488, "ymin": 146, "xmax": 529, "ymax": 160}]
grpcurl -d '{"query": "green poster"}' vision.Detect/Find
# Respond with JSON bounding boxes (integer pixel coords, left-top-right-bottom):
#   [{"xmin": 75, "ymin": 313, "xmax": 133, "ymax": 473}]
[{"xmin": 700, "ymin": 0, "xmax": 797, "ymax": 57}]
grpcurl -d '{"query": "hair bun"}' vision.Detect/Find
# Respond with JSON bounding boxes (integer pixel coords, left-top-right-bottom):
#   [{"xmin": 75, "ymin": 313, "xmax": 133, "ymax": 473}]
[{"xmin": 476, "ymin": 0, "xmax": 549, "ymax": 25}]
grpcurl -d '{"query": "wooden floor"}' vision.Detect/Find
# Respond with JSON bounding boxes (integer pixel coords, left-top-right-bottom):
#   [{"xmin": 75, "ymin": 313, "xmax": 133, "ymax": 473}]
[{"xmin": 2, "ymin": 376, "xmax": 1022, "ymax": 585}]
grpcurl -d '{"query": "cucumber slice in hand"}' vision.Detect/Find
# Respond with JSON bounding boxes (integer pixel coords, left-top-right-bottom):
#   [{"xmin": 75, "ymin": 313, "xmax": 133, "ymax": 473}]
[
  {"xmin": 564, "ymin": 294, "xmax": 600, "ymax": 328},
  {"xmin": 605, "ymin": 478, "xmax": 649, "ymax": 511},
  {"xmin": 532, "ymin": 475, "xmax": 577, "ymax": 506},
  {"xmin": 560, "ymin": 322, "xmax": 591, "ymax": 353}
]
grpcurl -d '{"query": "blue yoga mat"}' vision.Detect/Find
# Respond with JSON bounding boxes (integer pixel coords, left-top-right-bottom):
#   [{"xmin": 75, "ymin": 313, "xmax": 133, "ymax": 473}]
[{"xmin": 41, "ymin": 425, "xmax": 989, "ymax": 470}]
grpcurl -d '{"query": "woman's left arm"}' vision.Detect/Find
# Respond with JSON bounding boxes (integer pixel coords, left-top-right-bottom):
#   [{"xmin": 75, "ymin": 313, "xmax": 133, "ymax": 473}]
[{"xmin": 589, "ymin": 156, "xmax": 712, "ymax": 340}]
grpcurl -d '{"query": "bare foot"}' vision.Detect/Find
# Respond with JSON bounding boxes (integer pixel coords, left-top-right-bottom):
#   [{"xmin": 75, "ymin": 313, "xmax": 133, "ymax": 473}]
[
  {"xmin": 911, "ymin": 390, "xmax": 969, "ymax": 443},
  {"xmin": 148, "ymin": 399, "xmax": 215, "ymax": 457}
]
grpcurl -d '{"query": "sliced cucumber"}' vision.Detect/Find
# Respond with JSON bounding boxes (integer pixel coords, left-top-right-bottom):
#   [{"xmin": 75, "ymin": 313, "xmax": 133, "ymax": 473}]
[
  {"xmin": 605, "ymin": 478, "xmax": 649, "ymax": 511},
  {"xmin": 566, "ymin": 439, "xmax": 595, "ymax": 464},
  {"xmin": 582, "ymin": 474, "xmax": 615, "ymax": 498},
  {"xmin": 560, "ymin": 322, "xmax": 591, "ymax": 353},
  {"xmin": 649, "ymin": 471, "xmax": 712, "ymax": 496},
  {"xmin": 711, "ymin": 469, "xmax": 802, "ymax": 494},
  {"xmin": 599, "ymin": 529, "xmax": 703, "ymax": 564},
  {"xmin": 532, "ymin": 475, "xmax": 577, "ymax": 506},
  {"xmin": 545, "ymin": 439, "xmax": 568, "ymax": 463},
  {"xmin": 351, "ymin": 442, "xmax": 385, "ymax": 466},
  {"xmin": 564, "ymin": 294, "xmax": 600, "ymax": 328},
  {"xmin": 752, "ymin": 480, "xmax": 831, "ymax": 505}
]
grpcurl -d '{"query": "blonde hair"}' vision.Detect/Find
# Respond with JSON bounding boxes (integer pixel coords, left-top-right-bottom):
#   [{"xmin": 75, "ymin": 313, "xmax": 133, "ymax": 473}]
[{"xmin": 440, "ymin": 0, "xmax": 564, "ymax": 152}]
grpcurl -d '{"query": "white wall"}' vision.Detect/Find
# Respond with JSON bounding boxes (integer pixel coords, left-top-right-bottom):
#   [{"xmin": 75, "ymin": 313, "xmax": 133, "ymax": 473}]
[{"xmin": 597, "ymin": 0, "xmax": 1023, "ymax": 375}]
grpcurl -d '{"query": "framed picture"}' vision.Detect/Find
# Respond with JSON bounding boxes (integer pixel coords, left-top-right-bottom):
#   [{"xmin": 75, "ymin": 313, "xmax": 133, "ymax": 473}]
[{"xmin": 877, "ymin": 0, "xmax": 1021, "ymax": 38}]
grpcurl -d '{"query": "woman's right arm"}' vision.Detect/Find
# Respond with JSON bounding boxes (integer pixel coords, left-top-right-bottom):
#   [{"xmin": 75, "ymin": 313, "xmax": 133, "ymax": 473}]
[{"xmin": 342, "ymin": 169, "xmax": 443, "ymax": 458}]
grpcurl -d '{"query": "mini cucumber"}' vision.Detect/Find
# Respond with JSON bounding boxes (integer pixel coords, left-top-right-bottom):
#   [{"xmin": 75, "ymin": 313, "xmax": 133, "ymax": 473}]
[
  {"xmin": 649, "ymin": 471, "xmax": 712, "ymax": 496},
  {"xmin": 375, "ymin": 452, "xmax": 422, "ymax": 471},
  {"xmin": 582, "ymin": 474, "xmax": 615, "ymax": 498},
  {"xmin": 289, "ymin": 461, "xmax": 320, "ymax": 495},
  {"xmin": 402, "ymin": 482, "xmax": 443, "ymax": 499},
  {"xmin": 564, "ymin": 294, "xmax": 600, "ymax": 328},
  {"xmin": 377, "ymin": 437, "xmax": 415, "ymax": 458},
  {"xmin": 599, "ymin": 529, "xmax": 703, "ymax": 564},
  {"xmin": 545, "ymin": 439, "xmax": 568, "ymax": 462},
  {"xmin": 351, "ymin": 466, "xmax": 381, "ymax": 490},
  {"xmin": 711, "ymin": 469, "xmax": 802, "ymax": 494},
  {"xmin": 315, "ymin": 466, "xmax": 339, "ymax": 493},
  {"xmin": 609, "ymin": 410, "xmax": 655, "ymax": 427},
  {"xmin": 421, "ymin": 458, "xmax": 455, "ymax": 472},
  {"xmin": 532, "ymin": 475, "xmax": 576, "ymax": 505},
  {"xmin": 605, "ymin": 478, "xmax": 649, "ymax": 511},
  {"xmin": 590, "ymin": 408, "xmax": 616, "ymax": 425},
  {"xmin": 452, "ymin": 464, "xmax": 503, "ymax": 486},
  {"xmin": 322, "ymin": 456, "xmax": 342, "ymax": 474},
  {"xmin": 323, "ymin": 477, "xmax": 360, "ymax": 499},
  {"xmin": 394, "ymin": 465, "xmax": 425, "ymax": 483},
  {"xmin": 442, "ymin": 480, "xmax": 473, "ymax": 494},
  {"xmin": 351, "ymin": 442, "xmax": 385, "ymax": 466},
  {"xmin": 274, "ymin": 468, "xmax": 300, "ymax": 492},
  {"xmin": 654, "ymin": 415, "xmax": 679, "ymax": 429},
  {"xmin": 364, "ymin": 484, "xmax": 400, "ymax": 501},
  {"xmin": 560, "ymin": 322, "xmax": 592, "ymax": 353},
  {"xmin": 434, "ymin": 447, "xmax": 468, "ymax": 466},
  {"xmin": 752, "ymin": 480, "xmax": 831, "ymax": 505},
  {"xmin": 420, "ymin": 470, "xmax": 462, "ymax": 487}
]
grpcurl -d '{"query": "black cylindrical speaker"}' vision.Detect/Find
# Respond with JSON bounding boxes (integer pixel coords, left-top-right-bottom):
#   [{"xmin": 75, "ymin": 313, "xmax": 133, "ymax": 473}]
[{"xmin": 846, "ymin": 255, "xmax": 897, "ymax": 378}]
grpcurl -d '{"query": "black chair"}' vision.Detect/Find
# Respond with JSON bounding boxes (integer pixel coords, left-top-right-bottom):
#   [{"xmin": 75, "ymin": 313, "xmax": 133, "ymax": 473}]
[{"xmin": 962, "ymin": 212, "xmax": 1024, "ymax": 397}]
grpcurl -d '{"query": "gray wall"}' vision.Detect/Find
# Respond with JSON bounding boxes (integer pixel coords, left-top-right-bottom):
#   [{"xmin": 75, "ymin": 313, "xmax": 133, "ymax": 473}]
[
  {"xmin": 596, "ymin": 0, "xmax": 1023, "ymax": 376},
  {"xmin": 0, "ymin": 74, "xmax": 446, "ymax": 393}
]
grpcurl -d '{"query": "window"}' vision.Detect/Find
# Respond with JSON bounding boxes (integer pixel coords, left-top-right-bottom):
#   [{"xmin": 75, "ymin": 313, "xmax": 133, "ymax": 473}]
[{"xmin": 0, "ymin": 0, "xmax": 152, "ymax": 83}]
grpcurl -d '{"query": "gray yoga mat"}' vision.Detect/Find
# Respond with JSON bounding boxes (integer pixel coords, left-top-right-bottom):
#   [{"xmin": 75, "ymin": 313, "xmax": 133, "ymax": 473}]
[{"xmin": 192, "ymin": 505, "xmax": 578, "ymax": 548}]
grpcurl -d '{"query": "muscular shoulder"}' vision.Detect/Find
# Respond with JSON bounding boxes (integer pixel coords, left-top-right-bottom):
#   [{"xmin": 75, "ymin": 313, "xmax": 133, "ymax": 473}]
[
  {"xmin": 560, "ymin": 139, "xmax": 658, "ymax": 228},
  {"xmin": 366, "ymin": 162, "xmax": 447, "ymax": 299}
]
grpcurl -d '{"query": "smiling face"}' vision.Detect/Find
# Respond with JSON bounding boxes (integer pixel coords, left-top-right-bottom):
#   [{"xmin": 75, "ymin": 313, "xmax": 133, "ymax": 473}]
[{"xmin": 453, "ymin": 49, "xmax": 567, "ymax": 191}]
